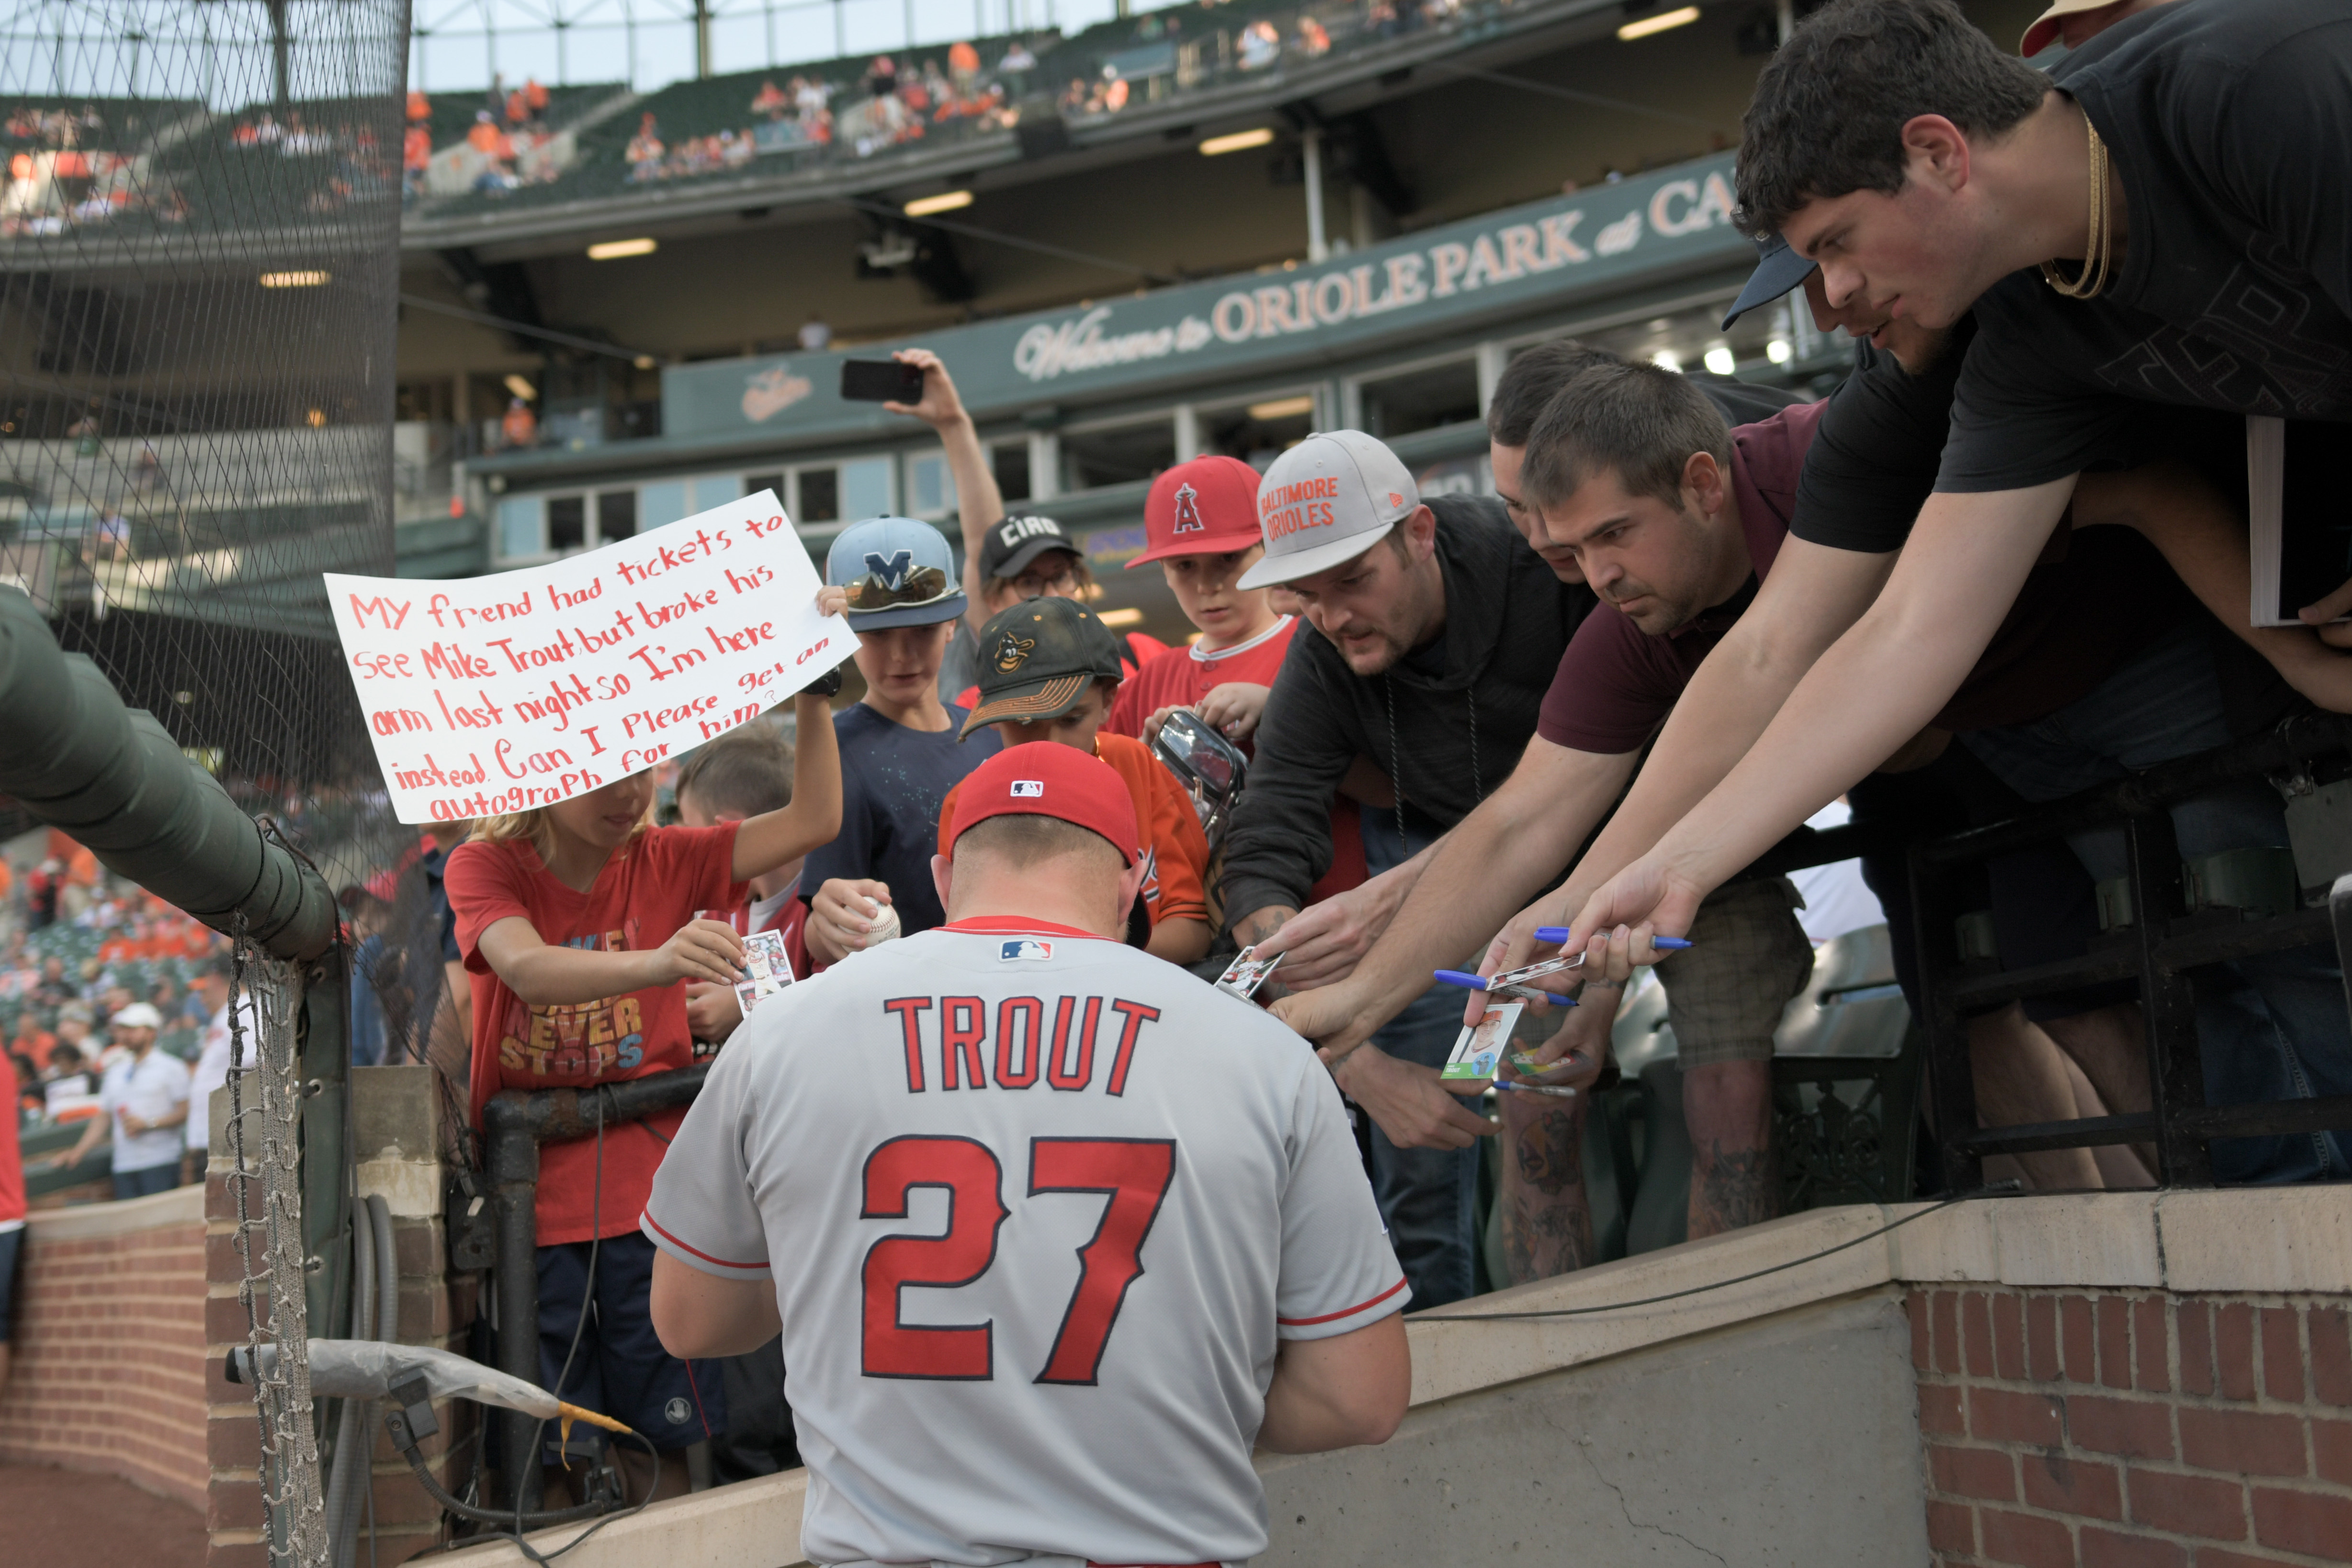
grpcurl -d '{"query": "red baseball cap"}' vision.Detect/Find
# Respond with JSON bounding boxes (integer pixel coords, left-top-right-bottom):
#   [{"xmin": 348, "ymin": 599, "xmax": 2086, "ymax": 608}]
[
  {"xmin": 1127, "ymin": 455, "xmax": 1266, "ymax": 567},
  {"xmin": 946, "ymin": 742, "xmax": 1141, "ymax": 866}
]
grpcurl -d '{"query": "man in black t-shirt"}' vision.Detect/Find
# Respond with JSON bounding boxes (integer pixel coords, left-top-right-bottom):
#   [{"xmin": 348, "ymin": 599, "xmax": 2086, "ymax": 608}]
[
  {"xmin": 1488, "ymin": 245, "xmax": 2352, "ymax": 1180},
  {"xmin": 1560, "ymin": 0, "xmax": 2352, "ymax": 990}
]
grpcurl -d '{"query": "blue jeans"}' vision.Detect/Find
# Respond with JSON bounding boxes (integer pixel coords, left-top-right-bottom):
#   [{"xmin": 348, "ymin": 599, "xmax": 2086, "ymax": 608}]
[
  {"xmin": 112, "ymin": 1163, "xmax": 180, "ymax": 1200},
  {"xmin": 1359, "ymin": 805, "xmax": 1480, "ymax": 1308},
  {"xmin": 1962, "ymin": 624, "xmax": 2352, "ymax": 1183}
]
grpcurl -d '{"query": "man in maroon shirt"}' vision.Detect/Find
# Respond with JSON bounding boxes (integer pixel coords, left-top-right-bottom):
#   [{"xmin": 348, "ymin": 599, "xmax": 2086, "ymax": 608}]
[{"xmin": 1277, "ymin": 359, "xmax": 2190, "ymax": 1273}]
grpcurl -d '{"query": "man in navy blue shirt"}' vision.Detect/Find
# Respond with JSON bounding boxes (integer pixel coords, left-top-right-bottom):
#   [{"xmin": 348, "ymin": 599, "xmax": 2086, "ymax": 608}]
[{"xmin": 803, "ymin": 517, "xmax": 1005, "ymax": 964}]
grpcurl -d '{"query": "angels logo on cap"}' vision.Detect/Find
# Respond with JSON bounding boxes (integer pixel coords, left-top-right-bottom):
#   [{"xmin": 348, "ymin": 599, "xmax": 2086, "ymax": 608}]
[
  {"xmin": 1171, "ymin": 483, "xmax": 1205, "ymax": 535},
  {"xmin": 1010, "ymin": 779, "xmax": 1045, "ymax": 797}
]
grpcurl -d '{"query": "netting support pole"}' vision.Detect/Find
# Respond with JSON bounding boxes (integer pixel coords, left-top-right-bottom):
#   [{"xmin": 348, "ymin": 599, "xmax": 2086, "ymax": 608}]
[
  {"xmin": 228, "ymin": 948, "xmax": 332, "ymax": 1568},
  {"xmin": 270, "ymin": 0, "xmax": 294, "ymax": 107},
  {"xmin": 301, "ymin": 945, "xmax": 355, "ymax": 1348}
]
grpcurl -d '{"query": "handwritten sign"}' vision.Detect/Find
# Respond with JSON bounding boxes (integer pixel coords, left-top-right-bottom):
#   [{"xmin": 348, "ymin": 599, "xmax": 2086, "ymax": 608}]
[{"xmin": 326, "ymin": 489, "xmax": 850, "ymax": 825}]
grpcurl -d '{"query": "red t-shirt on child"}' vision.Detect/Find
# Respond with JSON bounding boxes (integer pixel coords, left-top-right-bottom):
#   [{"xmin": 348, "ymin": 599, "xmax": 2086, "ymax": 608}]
[
  {"xmin": 448, "ymin": 824, "xmax": 745, "ymax": 1245},
  {"xmin": 1099, "ymin": 617, "xmax": 1366, "ymax": 901}
]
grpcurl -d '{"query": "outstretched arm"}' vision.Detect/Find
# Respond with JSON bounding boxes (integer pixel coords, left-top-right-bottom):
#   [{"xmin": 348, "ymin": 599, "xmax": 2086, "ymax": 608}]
[
  {"xmin": 1477, "ymin": 533, "xmax": 1891, "ymax": 983},
  {"xmin": 730, "ymin": 689, "xmax": 845, "ymax": 880},
  {"xmin": 2071, "ymin": 461, "xmax": 2352, "ymax": 709},
  {"xmin": 886, "ymin": 348, "xmax": 1003, "ymax": 638},
  {"xmin": 1269, "ymin": 736, "xmax": 1634, "ymax": 1061},
  {"xmin": 1566, "ymin": 479, "xmax": 2072, "ymax": 956}
]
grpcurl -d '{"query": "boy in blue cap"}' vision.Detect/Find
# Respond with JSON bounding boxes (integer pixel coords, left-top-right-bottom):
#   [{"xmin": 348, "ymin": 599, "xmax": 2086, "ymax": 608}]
[{"xmin": 803, "ymin": 517, "xmax": 1005, "ymax": 966}]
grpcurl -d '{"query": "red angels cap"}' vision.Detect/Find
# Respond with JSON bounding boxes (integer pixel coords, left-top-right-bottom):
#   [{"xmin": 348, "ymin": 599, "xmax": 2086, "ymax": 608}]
[
  {"xmin": 946, "ymin": 742, "xmax": 1142, "ymax": 866},
  {"xmin": 1128, "ymin": 455, "xmax": 1266, "ymax": 567}
]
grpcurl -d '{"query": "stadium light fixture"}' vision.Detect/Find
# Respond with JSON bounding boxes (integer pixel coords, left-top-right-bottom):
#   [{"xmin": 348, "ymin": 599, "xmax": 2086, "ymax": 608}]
[
  {"xmin": 1703, "ymin": 345, "xmax": 1738, "ymax": 375},
  {"xmin": 587, "ymin": 237, "xmax": 658, "ymax": 260},
  {"xmin": 1766, "ymin": 338, "xmax": 1793, "ymax": 364},
  {"xmin": 1248, "ymin": 395, "xmax": 1316, "ymax": 421},
  {"xmin": 1097, "ymin": 607, "xmax": 1145, "ymax": 628},
  {"xmin": 258, "ymin": 270, "xmax": 329, "ymax": 288},
  {"xmin": 1200, "ymin": 128, "xmax": 1276, "ymax": 156},
  {"xmin": 1617, "ymin": 5, "xmax": 1701, "ymax": 40},
  {"xmin": 904, "ymin": 189, "xmax": 975, "ymax": 217},
  {"xmin": 1650, "ymin": 349, "xmax": 1683, "ymax": 373}
]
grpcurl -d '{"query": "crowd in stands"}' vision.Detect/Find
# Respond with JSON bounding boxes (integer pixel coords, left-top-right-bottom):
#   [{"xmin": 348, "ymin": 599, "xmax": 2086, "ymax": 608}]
[{"xmin": 403, "ymin": 0, "xmax": 1528, "ymax": 212}]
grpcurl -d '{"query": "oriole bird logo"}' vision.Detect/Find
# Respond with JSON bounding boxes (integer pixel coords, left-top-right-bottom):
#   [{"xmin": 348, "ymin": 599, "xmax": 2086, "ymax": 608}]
[{"xmin": 993, "ymin": 631, "xmax": 1036, "ymax": 672}]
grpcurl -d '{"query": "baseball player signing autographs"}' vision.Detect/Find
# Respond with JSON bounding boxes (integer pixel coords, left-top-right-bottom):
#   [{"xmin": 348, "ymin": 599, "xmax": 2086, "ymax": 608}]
[{"xmin": 644, "ymin": 742, "xmax": 1411, "ymax": 1568}]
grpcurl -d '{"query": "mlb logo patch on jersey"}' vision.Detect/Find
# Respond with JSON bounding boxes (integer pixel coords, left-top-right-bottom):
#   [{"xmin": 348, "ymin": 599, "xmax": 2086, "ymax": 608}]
[
  {"xmin": 999, "ymin": 938, "xmax": 1054, "ymax": 961},
  {"xmin": 1010, "ymin": 779, "xmax": 1045, "ymax": 798}
]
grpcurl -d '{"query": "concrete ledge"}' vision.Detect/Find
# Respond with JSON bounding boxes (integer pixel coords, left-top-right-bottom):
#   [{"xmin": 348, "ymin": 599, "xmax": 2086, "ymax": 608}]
[
  {"xmin": 439, "ymin": 1187, "xmax": 2352, "ymax": 1568},
  {"xmin": 445, "ymin": 1469, "xmax": 809, "ymax": 1568},
  {"xmin": 22, "ymin": 1180, "xmax": 204, "ymax": 1239}
]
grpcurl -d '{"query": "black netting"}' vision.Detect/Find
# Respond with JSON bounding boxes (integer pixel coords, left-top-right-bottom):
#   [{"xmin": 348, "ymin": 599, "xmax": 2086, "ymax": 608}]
[{"xmin": 3, "ymin": 4, "xmax": 434, "ymax": 1055}]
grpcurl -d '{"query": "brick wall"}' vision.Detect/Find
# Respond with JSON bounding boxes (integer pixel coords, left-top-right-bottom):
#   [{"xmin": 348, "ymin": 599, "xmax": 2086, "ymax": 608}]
[
  {"xmin": 1911, "ymin": 1283, "xmax": 2352, "ymax": 1566},
  {"xmin": 205, "ymin": 1066, "xmax": 474, "ymax": 1568},
  {"xmin": 0, "ymin": 1184, "xmax": 210, "ymax": 1509}
]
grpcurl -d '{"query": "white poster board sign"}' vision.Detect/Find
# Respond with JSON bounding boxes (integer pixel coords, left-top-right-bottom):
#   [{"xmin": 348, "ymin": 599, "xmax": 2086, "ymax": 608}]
[{"xmin": 326, "ymin": 489, "xmax": 850, "ymax": 825}]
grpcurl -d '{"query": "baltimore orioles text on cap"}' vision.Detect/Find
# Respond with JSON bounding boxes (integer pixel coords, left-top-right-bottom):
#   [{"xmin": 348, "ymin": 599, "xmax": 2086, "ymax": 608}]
[
  {"xmin": 947, "ymin": 741, "xmax": 1142, "ymax": 865},
  {"xmin": 1237, "ymin": 429, "xmax": 1421, "ymax": 590}
]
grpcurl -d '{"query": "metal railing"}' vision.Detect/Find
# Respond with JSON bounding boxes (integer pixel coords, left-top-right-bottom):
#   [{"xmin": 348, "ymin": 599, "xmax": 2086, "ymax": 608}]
[
  {"xmin": 478, "ymin": 1065, "xmax": 711, "ymax": 1513},
  {"xmin": 1906, "ymin": 713, "xmax": 2352, "ymax": 1192}
]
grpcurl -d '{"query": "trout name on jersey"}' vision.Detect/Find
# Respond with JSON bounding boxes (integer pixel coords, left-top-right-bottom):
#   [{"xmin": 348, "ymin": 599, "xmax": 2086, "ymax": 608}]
[{"xmin": 882, "ymin": 994, "xmax": 1163, "ymax": 1095}]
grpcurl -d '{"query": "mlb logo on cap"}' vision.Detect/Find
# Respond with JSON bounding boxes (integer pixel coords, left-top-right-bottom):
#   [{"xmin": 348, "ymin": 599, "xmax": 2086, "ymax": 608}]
[
  {"xmin": 1000, "ymin": 938, "xmax": 1055, "ymax": 961},
  {"xmin": 1011, "ymin": 779, "xmax": 1045, "ymax": 798},
  {"xmin": 1238, "ymin": 430, "xmax": 1421, "ymax": 589}
]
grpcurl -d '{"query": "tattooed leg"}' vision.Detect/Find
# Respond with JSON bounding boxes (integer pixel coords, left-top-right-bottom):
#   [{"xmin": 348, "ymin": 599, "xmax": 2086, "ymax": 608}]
[
  {"xmin": 1497, "ymin": 1087, "xmax": 1593, "ymax": 1284},
  {"xmin": 1684, "ymin": 1058, "xmax": 1778, "ymax": 1240}
]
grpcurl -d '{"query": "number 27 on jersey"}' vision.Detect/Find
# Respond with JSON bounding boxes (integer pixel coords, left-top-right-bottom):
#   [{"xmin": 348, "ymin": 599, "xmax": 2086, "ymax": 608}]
[{"xmin": 861, "ymin": 1134, "xmax": 1176, "ymax": 1387}]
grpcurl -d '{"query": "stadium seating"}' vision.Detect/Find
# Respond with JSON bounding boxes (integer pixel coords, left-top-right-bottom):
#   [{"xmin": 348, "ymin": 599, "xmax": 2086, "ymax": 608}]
[{"xmin": 399, "ymin": 0, "xmax": 1517, "ymax": 218}]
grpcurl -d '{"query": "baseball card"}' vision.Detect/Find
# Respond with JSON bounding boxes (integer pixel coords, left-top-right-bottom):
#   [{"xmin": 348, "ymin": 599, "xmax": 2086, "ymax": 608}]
[
  {"xmin": 734, "ymin": 929, "xmax": 795, "ymax": 1015},
  {"xmin": 1442, "ymin": 1000, "xmax": 1525, "ymax": 1082},
  {"xmin": 1214, "ymin": 945, "xmax": 1282, "ymax": 1002}
]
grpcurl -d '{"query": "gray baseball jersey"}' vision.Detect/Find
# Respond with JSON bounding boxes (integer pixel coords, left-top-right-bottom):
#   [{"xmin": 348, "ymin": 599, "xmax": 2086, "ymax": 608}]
[{"xmin": 642, "ymin": 916, "xmax": 1406, "ymax": 1568}]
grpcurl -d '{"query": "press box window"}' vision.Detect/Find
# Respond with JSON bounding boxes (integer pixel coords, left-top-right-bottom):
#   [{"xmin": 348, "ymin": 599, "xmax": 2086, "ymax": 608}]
[
  {"xmin": 1201, "ymin": 393, "xmax": 1315, "ymax": 468},
  {"xmin": 597, "ymin": 490, "xmax": 636, "ymax": 542},
  {"xmin": 840, "ymin": 455, "xmax": 893, "ymax": 521},
  {"xmin": 905, "ymin": 451, "xmax": 959, "ymax": 518},
  {"xmin": 1061, "ymin": 417, "xmax": 1176, "ymax": 493},
  {"xmin": 1357, "ymin": 360, "xmax": 1480, "ymax": 439},
  {"xmin": 993, "ymin": 440, "xmax": 1031, "ymax": 503},
  {"xmin": 798, "ymin": 467, "xmax": 840, "ymax": 523},
  {"xmin": 547, "ymin": 495, "xmax": 587, "ymax": 553}
]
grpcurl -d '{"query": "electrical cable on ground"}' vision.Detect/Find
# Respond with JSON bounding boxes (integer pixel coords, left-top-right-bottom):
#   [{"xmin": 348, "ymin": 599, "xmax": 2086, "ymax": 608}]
[{"xmin": 1417, "ymin": 1183, "xmax": 2022, "ymax": 1323}]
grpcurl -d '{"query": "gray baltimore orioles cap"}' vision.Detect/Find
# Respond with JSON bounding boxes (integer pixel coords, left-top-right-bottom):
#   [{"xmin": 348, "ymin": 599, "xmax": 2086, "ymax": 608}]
[{"xmin": 1236, "ymin": 429, "xmax": 1421, "ymax": 590}]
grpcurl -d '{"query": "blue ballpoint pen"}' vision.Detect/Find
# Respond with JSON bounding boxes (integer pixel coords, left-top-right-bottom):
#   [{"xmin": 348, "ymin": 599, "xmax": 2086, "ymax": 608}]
[
  {"xmin": 1432, "ymin": 969, "xmax": 1574, "ymax": 1005},
  {"xmin": 1533, "ymin": 926, "xmax": 1690, "ymax": 950}
]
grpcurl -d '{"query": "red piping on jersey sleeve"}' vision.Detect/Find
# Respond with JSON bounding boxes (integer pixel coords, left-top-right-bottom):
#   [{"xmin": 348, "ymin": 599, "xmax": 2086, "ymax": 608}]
[
  {"xmin": 643, "ymin": 1211, "xmax": 769, "ymax": 1272},
  {"xmin": 938, "ymin": 916, "xmax": 1114, "ymax": 941},
  {"xmin": 1278, "ymin": 1275, "xmax": 1408, "ymax": 1326}
]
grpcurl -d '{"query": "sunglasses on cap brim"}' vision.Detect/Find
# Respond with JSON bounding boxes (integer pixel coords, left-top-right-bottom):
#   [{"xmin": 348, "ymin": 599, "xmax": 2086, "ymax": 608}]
[{"xmin": 843, "ymin": 564, "xmax": 955, "ymax": 611}]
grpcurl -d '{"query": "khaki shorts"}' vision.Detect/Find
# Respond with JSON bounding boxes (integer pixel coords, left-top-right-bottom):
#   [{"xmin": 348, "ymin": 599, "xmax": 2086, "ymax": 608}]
[{"xmin": 1660, "ymin": 875, "xmax": 1815, "ymax": 1069}]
